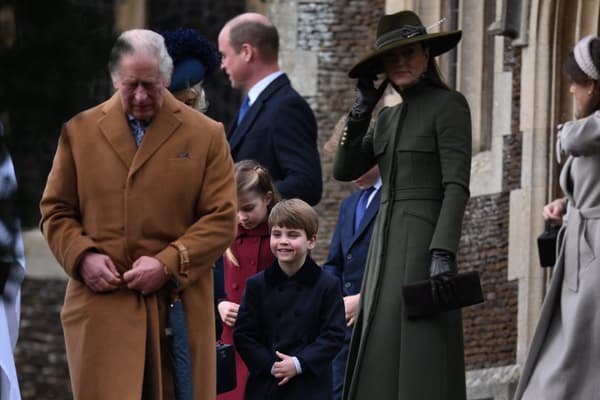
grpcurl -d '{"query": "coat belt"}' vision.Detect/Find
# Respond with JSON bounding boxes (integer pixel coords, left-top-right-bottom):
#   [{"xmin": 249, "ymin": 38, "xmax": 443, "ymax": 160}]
[
  {"xmin": 564, "ymin": 205, "xmax": 600, "ymax": 291},
  {"xmin": 380, "ymin": 187, "xmax": 443, "ymax": 203}
]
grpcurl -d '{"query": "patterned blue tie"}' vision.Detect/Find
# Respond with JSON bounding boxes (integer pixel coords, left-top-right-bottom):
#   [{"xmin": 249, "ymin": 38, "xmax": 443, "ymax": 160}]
[
  {"xmin": 129, "ymin": 118, "xmax": 149, "ymax": 148},
  {"xmin": 237, "ymin": 96, "xmax": 250, "ymax": 126},
  {"xmin": 355, "ymin": 187, "xmax": 375, "ymax": 232}
]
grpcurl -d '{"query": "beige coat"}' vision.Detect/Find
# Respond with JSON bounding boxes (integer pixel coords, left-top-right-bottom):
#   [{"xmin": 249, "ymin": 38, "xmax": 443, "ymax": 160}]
[
  {"xmin": 40, "ymin": 91, "xmax": 237, "ymax": 400},
  {"xmin": 514, "ymin": 111, "xmax": 600, "ymax": 399}
]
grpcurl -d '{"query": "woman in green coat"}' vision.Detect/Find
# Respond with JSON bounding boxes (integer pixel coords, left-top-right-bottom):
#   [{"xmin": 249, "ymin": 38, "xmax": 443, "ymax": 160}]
[{"xmin": 334, "ymin": 10, "xmax": 472, "ymax": 400}]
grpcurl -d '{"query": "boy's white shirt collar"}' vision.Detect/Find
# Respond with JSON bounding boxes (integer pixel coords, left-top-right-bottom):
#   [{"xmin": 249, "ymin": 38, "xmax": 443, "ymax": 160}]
[{"xmin": 366, "ymin": 178, "xmax": 382, "ymax": 208}]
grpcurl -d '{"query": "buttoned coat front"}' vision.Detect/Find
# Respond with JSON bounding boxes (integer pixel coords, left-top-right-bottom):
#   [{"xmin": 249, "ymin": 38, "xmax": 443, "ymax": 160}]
[
  {"xmin": 219, "ymin": 222, "xmax": 274, "ymax": 400},
  {"xmin": 233, "ymin": 258, "xmax": 345, "ymax": 400},
  {"xmin": 334, "ymin": 81, "xmax": 472, "ymax": 400},
  {"xmin": 40, "ymin": 91, "xmax": 237, "ymax": 400}
]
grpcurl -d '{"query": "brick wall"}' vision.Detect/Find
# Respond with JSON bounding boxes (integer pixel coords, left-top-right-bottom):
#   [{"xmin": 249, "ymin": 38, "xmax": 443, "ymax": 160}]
[
  {"xmin": 461, "ymin": 47, "xmax": 522, "ymax": 369},
  {"xmin": 460, "ymin": 193, "xmax": 517, "ymax": 369}
]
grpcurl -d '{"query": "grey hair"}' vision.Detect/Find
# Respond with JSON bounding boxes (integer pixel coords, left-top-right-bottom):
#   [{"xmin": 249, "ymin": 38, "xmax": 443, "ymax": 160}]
[{"xmin": 108, "ymin": 29, "xmax": 173, "ymax": 83}]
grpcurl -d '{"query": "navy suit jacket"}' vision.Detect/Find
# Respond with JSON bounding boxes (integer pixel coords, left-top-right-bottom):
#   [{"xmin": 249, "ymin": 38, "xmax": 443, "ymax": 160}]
[
  {"xmin": 323, "ymin": 188, "xmax": 380, "ymax": 297},
  {"xmin": 233, "ymin": 257, "xmax": 345, "ymax": 400},
  {"xmin": 227, "ymin": 74, "xmax": 322, "ymax": 205}
]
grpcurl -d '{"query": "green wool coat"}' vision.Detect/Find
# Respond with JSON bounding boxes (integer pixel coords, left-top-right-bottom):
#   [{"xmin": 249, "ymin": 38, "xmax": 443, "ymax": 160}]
[{"xmin": 334, "ymin": 81, "xmax": 472, "ymax": 400}]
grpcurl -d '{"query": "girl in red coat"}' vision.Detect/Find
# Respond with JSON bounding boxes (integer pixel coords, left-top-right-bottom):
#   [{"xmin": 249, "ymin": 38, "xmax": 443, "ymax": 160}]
[{"xmin": 218, "ymin": 159, "xmax": 280, "ymax": 400}]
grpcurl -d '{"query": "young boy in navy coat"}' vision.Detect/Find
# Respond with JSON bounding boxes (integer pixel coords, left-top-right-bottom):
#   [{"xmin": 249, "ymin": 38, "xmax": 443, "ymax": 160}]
[
  {"xmin": 323, "ymin": 165, "xmax": 381, "ymax": 400},
  {"xmin": 234, "ymin": 199, "xmax": 345, "ymax": 400}
]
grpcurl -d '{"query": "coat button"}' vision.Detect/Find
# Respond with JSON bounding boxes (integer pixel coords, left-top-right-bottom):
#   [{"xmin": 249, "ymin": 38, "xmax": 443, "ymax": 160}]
[
  {"xmin": 232, "ymin": 283, "xmax": 239, "ymax": 290},
  {"xmin": 346, "ymin": 254, "xmax": 352, "ymax": 261},
  {"xmin": 345, "ymin": 282, "xmax": 352, "ymax": 288}
]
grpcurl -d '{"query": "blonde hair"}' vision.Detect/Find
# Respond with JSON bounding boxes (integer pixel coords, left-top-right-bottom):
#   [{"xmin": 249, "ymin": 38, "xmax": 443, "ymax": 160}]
[
  {"xmin": 268, "ymin": 198, "xmax": 318, "ymax": 238},
  {"xmin": 225, "ymin": 160, "xmax": 280, "ymax": 267},
  {"xmin": 234, "ymin": 159, "xmax": 280, "ymax": 201}
]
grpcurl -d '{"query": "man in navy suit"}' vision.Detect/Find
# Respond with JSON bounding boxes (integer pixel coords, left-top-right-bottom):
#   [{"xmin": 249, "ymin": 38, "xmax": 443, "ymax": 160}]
[
  {"xmin": 323, "ymin": 165, "xmax": 381, "ymax": 400},
  {"xmin": 218, "ymin": 12, "xmax": 322, "ymax": 205}
]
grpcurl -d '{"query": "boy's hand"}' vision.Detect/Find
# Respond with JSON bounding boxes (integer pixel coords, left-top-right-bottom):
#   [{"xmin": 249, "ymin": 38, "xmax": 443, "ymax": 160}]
[
  {"xmin": 344, "ymin": 294, "xmax": 360, "ymax": 326},
  {"xmin": 271, "ymin": 350, "xmax": 297, "ymax": 386},
  {"xmin": 217, "ymin": 301, "xmax": 240, "ymax": 327}
]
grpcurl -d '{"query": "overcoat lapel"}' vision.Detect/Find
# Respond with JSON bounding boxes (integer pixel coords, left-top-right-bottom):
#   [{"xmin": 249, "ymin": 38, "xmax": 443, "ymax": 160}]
[
  {"xmin": 99, "ymin": 92, "xmax": 182, "ymax": 177},
  {"xmin": 130, "ymin": 95, "xmax": 182, "ymax": 177},
  {"xmin": 99, "ymin": 94, "xmax": 137, "ymax": 169},
  {"xmin": 344, "ymin": 190, "xmax": 381, "ymax": 251},
  {"xmin": 227, "ymin": 74, "xmax": 289, "ymax": 154},
  {"xmin": 340, "ymin": 194, "xmax": 361, "ymax": 254},
  {"xmin": 348, "ymin": 190, "xmax": 380, "ymax": 249}
]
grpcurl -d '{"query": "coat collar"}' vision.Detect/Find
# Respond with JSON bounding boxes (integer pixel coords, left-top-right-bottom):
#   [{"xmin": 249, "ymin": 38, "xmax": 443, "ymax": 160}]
[
  {"xmin": 264, "ymin": 256, "xmax": 321, "ymax": 286},
  {"xmin": 237, "ymin": 221, "xmax": 270, "ymax": 238},
  {"xmin": 227, "ymin": 74, "xmax": 290, "ymax": 153},
  {"xmin": 98, "ymin": 91, "xmax": 183, "ymax": 176}
]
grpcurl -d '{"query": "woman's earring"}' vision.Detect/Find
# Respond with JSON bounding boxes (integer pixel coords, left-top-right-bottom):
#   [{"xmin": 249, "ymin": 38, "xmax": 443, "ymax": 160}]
[{"xmin": 588, "ymin": 90, "xmax": 593, "ymax": 96}]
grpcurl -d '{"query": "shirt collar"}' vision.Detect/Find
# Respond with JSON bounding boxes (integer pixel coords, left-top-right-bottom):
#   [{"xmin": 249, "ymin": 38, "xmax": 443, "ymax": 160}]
[
  {"xmin": 247, "ymin": 71, "xmax": 284, "ymax": 106},
  {"xmin": 126, "ymin": 114, "xmax": 152, "ymax": 126},
  {"xmin": 373, "ymin": 178, "xmax": 382, "ymax": 190}
]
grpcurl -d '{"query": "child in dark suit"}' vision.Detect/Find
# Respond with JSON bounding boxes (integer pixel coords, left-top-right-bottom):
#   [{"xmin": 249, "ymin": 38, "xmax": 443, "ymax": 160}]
[
  {"xmin": 234, "ymin": 199, "xmax": 345, "ymax": 400},
  {"xmin": 323, "ymin": 165, "xmax": 381, "ymax": 400}
]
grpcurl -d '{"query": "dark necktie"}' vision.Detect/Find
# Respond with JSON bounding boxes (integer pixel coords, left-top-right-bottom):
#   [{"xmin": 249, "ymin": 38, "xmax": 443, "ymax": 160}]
[
  {"xmin": 237, "ymin": 96, "xmax": 250, "ymax": 126},
  {"xmin": 355, "ymin": 186, "xmax": 375, "ymax": 232}
]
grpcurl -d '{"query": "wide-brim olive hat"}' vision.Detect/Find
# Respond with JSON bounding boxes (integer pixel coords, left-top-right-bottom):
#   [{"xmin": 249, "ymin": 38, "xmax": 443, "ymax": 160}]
[{"xmin": 349, "ymin": 10, "xmax": 462, "ymax": 78}]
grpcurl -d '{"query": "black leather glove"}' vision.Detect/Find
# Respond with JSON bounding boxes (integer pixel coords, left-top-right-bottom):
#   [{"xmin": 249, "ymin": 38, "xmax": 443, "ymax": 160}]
[
  {"xmin": 350, "ymin": 77, "xmax": 389, "ymax": 119},
  {"xmin": 429, "ymin": 249, "xmax": 458, "ymax": 306}
]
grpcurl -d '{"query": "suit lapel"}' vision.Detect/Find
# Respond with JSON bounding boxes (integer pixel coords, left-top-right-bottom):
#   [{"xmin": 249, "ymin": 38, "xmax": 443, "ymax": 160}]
[
  {"xmin": 99, "ymin": 93, "xmax": 137, "ymax": 169},
  {"xmin": 340, "ymin": 193, "xmax": 361, "ymax": 254},
  {"xmin": 349, "ymin": 189, "xmax": 380, "ymax": 247},
  {"xmin": 130, "ymin": 93, "xmax": 182, "ymax": 177},
  {"xmin": 227, "ymin": 74, "xmax": 289, "ymax": 155}
]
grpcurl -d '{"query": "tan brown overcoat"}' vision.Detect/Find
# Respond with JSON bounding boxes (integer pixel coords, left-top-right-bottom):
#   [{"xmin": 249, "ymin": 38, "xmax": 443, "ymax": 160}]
[{"xmin": 40, "ymin": 91, "xmax": 237, "ymax": 400}]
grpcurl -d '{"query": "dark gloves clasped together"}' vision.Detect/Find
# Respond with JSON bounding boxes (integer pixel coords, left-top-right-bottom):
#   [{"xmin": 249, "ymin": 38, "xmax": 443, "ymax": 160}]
[
  {"xmin": 350, "ymin": 77, "xmax": 389, "ymax": 119},
  {"xmin": 429, "ymin": 249, "xmax": 458, "ymax": 306}
]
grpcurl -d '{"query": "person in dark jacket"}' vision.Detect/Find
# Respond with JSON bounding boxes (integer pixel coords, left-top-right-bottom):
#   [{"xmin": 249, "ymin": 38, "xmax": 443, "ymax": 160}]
[
  {"xmin": 218, "ymin": 13, "xmax": 322, "ymax": 206},
  {"xmin": 334, "ymin": 10, "xmax": 472, "ymax": 400},
  {"xmin": 234, "ymin": 199, "xmax": 345, "ymax": 400}
]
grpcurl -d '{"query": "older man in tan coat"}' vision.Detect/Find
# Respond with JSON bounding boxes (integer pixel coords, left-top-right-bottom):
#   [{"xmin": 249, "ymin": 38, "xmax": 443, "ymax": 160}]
[{"xmin": 40, "ymin": 29, "xmax": 237, "ymax": 400}]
